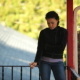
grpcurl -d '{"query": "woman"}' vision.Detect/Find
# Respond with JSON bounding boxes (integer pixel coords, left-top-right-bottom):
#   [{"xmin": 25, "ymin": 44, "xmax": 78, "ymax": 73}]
[{"xmin": 29, "ymin": 11, "xmax": 68, "ymax": 80}]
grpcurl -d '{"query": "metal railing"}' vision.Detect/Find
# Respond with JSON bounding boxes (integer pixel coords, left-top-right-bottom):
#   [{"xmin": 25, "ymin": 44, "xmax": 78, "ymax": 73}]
[
  {"xmin": 0, "ymin": 66, "xmax": 41, "ymax": 80},
  {"xmin": 67, "ymin": 66, "xmax": 80, "ymax": 80},
  {"xmin": 0, "ymin": 65, "xmax": 80, "ymax": 80}
]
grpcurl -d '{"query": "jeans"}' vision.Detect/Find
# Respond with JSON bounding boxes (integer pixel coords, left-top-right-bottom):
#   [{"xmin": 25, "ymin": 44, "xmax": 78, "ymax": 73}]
[{"xmin": 38, "ymin": 60, "xmax": 66, "ymax": 80}]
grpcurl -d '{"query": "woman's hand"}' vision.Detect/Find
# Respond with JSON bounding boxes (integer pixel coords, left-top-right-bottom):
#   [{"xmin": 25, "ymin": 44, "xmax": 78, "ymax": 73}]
[{"xmin": 29, "ymin": 62, "xmax": 37, "ymax": 68}]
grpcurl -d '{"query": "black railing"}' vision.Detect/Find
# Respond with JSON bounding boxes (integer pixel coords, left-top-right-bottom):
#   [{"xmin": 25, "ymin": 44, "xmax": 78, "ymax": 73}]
[
  {"xmin": 0, "ymin": 65, "xmax": 80, "ymax": 80},
  {"xmin": 67, "ymin": 66, "xmax": 80, "ymax": 80},
  {"xmin": 0, "ymin": 66, "xmax": 41, "ymax": 80}
]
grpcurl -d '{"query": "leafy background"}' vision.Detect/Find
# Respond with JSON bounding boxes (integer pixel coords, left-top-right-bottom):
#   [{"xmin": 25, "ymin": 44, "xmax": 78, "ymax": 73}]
[{"xmin": 0, "ymin": 0, "xmax": 80, "ymax": 39}]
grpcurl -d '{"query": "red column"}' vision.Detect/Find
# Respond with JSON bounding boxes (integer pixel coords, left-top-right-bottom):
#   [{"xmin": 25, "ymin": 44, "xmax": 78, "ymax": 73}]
[{"xmin": 67, "ymin": 0, "xmax": 74, "ymax": 80}]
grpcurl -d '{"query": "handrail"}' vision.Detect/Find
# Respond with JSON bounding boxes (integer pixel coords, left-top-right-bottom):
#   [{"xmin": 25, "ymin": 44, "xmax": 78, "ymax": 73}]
[
  {"xmin": 0, "ymin": 65, "xmax": 80, "ymax": 80},
  {"xmin": 0, "ymin": 65, "xmax": 40, "ymax": 80},
  {"xmin": 67, "ymin": 66, "xmax": 80, "ymax": 80},
  {"xmin": 0, "ymin": 65, "xmax": 30, "ymax": 67}
]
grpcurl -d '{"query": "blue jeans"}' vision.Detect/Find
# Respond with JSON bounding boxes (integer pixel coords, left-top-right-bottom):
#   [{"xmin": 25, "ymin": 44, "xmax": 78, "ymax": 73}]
[{"xmin": 38, "ymin": 60, "xmax": 66, "ymax": 80}]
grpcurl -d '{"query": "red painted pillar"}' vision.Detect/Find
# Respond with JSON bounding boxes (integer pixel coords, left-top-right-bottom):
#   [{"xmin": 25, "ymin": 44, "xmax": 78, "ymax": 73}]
[{"xmin": 67, "ymin": 0, "xmax": 74, "ymax": 80}]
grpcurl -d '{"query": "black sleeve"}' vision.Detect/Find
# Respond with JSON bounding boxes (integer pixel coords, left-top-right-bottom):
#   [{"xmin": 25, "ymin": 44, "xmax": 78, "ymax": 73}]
[
  {"xmin": 34, "ymin": 30, "xmax": 44, "ymax": 63},
  {"xmin": 53, "ymin": 29, "xmax": 68, "ymax": 54}
]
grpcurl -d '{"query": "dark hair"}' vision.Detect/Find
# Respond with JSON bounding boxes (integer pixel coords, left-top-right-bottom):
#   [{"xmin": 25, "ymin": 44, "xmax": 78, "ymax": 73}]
[{"xmin": 45, "ymin": 11, "xmax": 59, "ymax": 25}]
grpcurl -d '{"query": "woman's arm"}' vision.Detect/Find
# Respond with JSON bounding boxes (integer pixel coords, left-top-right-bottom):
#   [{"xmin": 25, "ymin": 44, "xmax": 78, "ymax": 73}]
[{"xmin": 34, "ymin": 30, "xmax": 44, "ymax": 63}]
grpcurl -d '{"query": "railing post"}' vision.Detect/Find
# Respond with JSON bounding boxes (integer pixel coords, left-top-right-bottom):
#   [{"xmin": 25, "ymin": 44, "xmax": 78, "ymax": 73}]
[
  {"xmin": 39, "ymin": 72, "xmax": 41, "ymax": 80},
  {"xmin": 0, "ymin": 66, "xmax": 40, "ymax": 80},
  {"xmin": 2, "ymin": 66, "xmax": 4, "ymax": 80},
  {"xmin": 30, "ymin": 67, "xmax": 32, "ymax": 80},
  {"xmin": 20, "ymin": 66, "xmax": 22, "ymax": 80},
  {"xmin": 12, "ymin": 66, "xmax": 13, "ymax": 80}
]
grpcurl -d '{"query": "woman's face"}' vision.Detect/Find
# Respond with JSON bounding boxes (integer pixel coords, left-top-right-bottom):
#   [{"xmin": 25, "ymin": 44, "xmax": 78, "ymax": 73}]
[{"xmin": 46, "ymin": 18, "xmax": 58, "ymax": 30}]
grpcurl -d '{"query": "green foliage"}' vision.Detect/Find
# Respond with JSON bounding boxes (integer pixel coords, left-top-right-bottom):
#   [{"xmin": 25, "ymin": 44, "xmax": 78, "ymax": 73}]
[{"xmin": 0, "ymin": 0, "xmax": 80, "ymax": 39}]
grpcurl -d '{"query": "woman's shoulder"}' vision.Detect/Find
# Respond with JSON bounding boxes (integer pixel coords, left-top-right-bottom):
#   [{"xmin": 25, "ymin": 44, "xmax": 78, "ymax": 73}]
[
  {"xmin": 43, "ymin": 28, "xmax": 49, "ymax": 31},
  {"xmin": 58, "ymin": 26, "xmax": 67, "ymax": 32},
  {"xmin": 40, "ymin": 28, "xmax": 49, "ymax": 33}
]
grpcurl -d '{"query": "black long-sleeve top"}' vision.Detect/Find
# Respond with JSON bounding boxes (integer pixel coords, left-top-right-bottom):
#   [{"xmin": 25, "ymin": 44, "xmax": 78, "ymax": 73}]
[{"xmin": 34, "ymin": 26, "xmax": 68, "ymax": 63}]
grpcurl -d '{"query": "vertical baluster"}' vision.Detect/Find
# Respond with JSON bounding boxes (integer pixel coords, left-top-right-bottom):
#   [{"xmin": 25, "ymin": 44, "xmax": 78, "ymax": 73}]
[
  {"xmin": 20, "ymin": 67, "xmax": 22, "ymax": 80},
  {"xmin": 2, "ymin": 66, "xmax": 4, "ymax": 80},
  {"xmin": 30, "ymin": 67, "xmax": 32, "ymax": 80},
  {"xmin": 39, "ymin": 72, "xmax": 41, "ymax": 80},
  {"xmin": 12, "ymin": 66, "xmax": 13, "ymax": 80}
]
